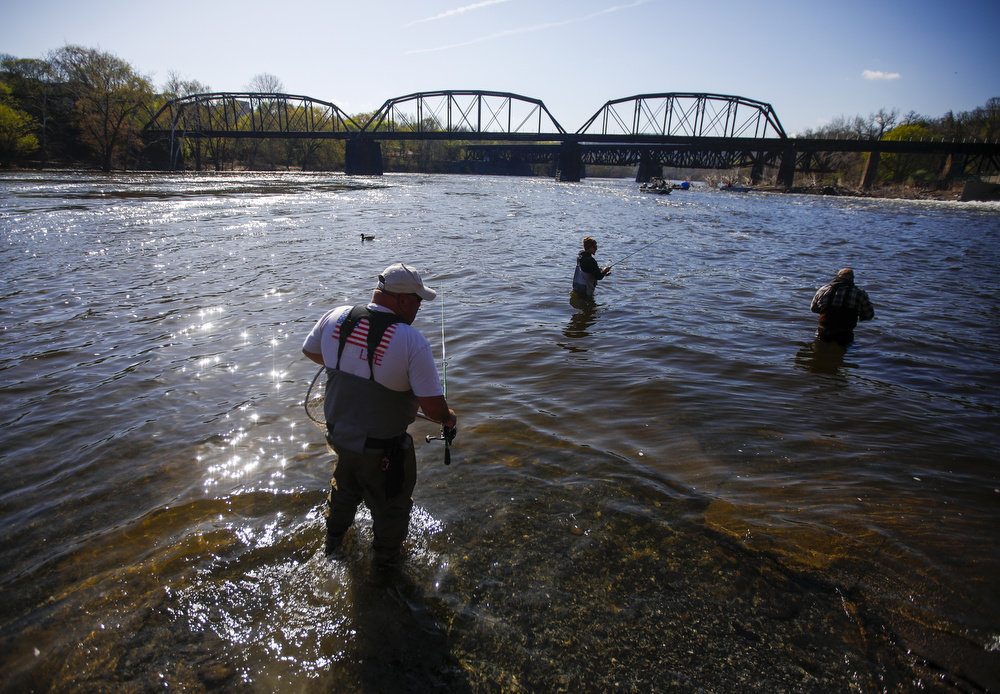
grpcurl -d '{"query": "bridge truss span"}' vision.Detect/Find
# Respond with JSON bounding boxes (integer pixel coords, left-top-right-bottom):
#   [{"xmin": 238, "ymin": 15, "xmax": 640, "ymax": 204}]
[
  {"xmin": 360, "ymin": 90, "xmax": 566, "ymax": 139},
  {"xmin": 144, "ymin": 92, "xmax": 362, "ymax": 139},
  {"xmin": 576, "ymin": 93, "xmax": 787, "ymax": 141},
  {"xmin": 138, "ymin": 89, "xmax": 996, "ymax": 183}
]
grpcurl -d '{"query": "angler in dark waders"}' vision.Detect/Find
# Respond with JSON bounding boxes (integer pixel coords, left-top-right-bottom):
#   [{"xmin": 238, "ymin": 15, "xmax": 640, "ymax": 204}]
[
  {"xmin": 302, "ymin": 263, "xmax": 457, "ymax": 566},
  {"xmin": 572, "ymin": 236, "xmax": 611, "ymax": 299},
  {"xmin": 810, "ymin": 267, "xmax": 875, "ymax": 347}
]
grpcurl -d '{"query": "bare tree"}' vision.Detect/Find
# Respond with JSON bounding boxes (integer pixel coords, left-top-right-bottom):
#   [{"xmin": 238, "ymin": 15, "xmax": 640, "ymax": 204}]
[
  {"xmin": 861, "ymin": 108, "xmax": 899, "ymax": 140},
  {"xmin": 162, "ymin": 71, "xmax": 210, "ymax": 99},
  {"xmin": 245, "ymin": 73, "xmax": 284, "ymax": 94},
  {"xmin": 240, "ymin": 74, "xmax": 286, "ymax": 168}
]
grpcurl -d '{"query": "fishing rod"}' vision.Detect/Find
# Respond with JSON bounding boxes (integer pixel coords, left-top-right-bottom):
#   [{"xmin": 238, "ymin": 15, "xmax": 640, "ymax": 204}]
[
  {"xmin": 424, "ymin": 295, "xmax": 456, "ymax": 465},
  {"xmin": 606, "ymin": 230, "xmax": 673, "ymax": 269}
]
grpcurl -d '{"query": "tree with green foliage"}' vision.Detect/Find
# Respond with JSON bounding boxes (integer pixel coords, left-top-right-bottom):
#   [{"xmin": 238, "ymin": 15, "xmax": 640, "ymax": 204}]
[
  {"xmin": 0, "ymin": 82, "xmax": 39, "ymax": 166},
  {"xmin": 798, "ymin": 108, "xmax": 903, "ymax": 187},
  {"xmin": 1, "ymin": 57, "xmax": 57, "ymax": 163},
  {"xmin": 51, "ymin": 45, "xmax": 154, "ymax": 171},
  {"xmin": 879, "ymin": 123, "xmax": 940, "ymax": 184}
]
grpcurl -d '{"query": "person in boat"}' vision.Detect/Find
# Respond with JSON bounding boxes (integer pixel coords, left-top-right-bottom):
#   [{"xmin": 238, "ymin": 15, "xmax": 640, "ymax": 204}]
[
  {"xmin": 810, "ymin": 267, "xmax": 875, "ymax": 345},
  {"xmin": 302, "ymin": 263, "xmax": 457, "ymax": 565},
  {"xmin": 572, "ymin": 236, "xmax": 611, "ymax": 299}
]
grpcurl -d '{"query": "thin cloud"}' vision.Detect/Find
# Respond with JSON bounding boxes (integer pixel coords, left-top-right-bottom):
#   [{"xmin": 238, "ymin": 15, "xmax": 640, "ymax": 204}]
[
  {"xmin": 862, "ymin": 69, "xmax": 901, "ymax": 81},
  {"xmin": 408, "ymin": 0, "xmax": 513, "ymax": 27},
  {"xmin": 407, "ymin": 0, "xmax": 653, "ymax": 54}
]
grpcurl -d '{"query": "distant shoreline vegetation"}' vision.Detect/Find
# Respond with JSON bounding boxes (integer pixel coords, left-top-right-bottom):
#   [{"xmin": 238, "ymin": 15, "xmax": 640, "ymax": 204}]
[{"xmin": 2, "ymin": 45, "xmax": 998, "ymax": 195}]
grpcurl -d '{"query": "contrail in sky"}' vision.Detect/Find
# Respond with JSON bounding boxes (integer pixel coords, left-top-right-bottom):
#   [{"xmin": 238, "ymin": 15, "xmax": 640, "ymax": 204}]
[
  {"xmin": 406, "ymin": 0, "xmax": 653, "ymax": 54},
  {"xmin": 407, "ymin": 0, "xmax": 513, "ymax": 27}
]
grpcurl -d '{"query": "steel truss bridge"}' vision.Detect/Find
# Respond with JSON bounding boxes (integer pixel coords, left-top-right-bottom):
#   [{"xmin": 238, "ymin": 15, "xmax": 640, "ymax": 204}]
[{"xmin": 143, "ymin": 91, "xmax": 1000, "ymax": 184}]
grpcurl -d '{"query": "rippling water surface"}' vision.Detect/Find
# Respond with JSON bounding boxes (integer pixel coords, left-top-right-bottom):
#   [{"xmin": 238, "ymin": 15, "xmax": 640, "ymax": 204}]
[{"xmin": 2, "ymin": 171, "xmax": 999, "ymax": 692}]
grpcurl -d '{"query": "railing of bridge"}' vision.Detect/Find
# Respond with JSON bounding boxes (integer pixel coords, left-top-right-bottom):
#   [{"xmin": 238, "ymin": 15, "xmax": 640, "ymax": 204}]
[
  {"xmin": 359, "ymin": 90, "xmax": 566, "ymax": 138},
  {"xmin": 576, "ymin": 93, "xmax": 787, "ymax": 140}
]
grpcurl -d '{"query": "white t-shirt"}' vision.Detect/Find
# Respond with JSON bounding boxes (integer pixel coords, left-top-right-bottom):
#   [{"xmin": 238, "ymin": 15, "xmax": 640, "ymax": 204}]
[{"xmin": 303, "ymin": 304, "xmax": 444, "ymax": 398}]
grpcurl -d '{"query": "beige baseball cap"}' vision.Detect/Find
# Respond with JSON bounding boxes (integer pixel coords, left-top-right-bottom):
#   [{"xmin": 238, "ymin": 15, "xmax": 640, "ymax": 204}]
[{"xmin": 377, "ymin": 263, "xmax": 437, "ymax": 301}]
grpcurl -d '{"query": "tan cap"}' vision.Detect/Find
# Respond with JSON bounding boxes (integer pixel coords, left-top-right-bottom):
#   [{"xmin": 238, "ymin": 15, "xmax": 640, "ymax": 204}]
[{"xmin": 378, "ymin": 263, "xmax": 437, "ymax": 301}]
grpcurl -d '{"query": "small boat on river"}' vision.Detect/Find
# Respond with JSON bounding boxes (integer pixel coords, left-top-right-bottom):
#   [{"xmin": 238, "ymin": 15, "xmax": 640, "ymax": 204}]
[
  {"xmin": 640, "ymin": 177, "xmax": 672, "ymax": 194},
  {"xmin": 718, "ymin": 182, "xmax": 751, "ymax": 192}
]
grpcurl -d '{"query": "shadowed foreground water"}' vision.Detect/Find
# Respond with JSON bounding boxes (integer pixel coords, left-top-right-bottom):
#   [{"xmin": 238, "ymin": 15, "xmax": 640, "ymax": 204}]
[{"xmin": 1, "ymin": 172, "xmax": 998, "ymax": 692}]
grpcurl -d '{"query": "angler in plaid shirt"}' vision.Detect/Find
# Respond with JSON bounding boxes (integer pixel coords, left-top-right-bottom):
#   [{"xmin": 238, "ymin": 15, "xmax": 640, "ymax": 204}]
[{"xmin": 810, "ymin": 268, "xmax": 875, "ymax": 345}]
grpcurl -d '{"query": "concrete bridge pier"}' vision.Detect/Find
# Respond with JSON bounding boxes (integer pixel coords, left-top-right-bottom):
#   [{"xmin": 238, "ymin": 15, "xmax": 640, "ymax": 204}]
[
  {"xmin": 939, "ymin": 152, "xmax": 967, "ymax": 181},
  {"xmin": 859, "ymin": 150, "xmax": 880, "ymax": 190},
  {"xmin": 345, "ymin": 140, "xmax": 384, "ymax": 175},
  {"xmin": 750, "ymin": 158, "xmax": 765, "ymax": 185},
  {"xmin": 636, "ymin": 153, "xmax": 662, "ymax": 182},
  {"xmin": 557, "ymin": 142, "xmax": 583, "ymax": 182},
  {"xmin": 777, "ymin": 148, "xmax": 797, "ymax": 188}
]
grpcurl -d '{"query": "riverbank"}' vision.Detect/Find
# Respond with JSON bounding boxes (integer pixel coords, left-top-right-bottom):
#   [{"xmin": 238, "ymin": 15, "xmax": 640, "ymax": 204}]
[
  {"xmin": 5, "ymin": 166, "xmax": 995, "ymax": 202},
  {"xmin": 763, "ymin": 181, "xmax": 1000, "ymax": 202},
  {"xmin": 755, "ymin": 183, "xmax": 965, "ymax": 201}
]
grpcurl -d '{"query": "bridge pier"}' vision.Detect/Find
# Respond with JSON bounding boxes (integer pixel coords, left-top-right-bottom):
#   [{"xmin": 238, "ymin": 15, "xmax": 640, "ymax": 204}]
[
  {"xmin": 557, "ymin": 142, "xmax": 583, "ymax": 182},
  {"xmin": 777, "ymin": 149, "xmax": 797, "ymax": 188},
  {"xmin": 939, "ymin": 152, "xmax": 967, "ymax": 181},
  {"xmin": 345, "ymin": 140, "xmax": 384, "ymax": 175},
  {"xmin": 635, "ymin": 153, "xmax": 662, "ymax": 182},
  {"xmin": 860, "ymin": 150, "xmax": 880, "ymax": 190}
]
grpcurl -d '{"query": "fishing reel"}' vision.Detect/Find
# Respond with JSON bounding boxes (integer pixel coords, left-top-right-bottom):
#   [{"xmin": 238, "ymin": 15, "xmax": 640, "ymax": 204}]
[
  {"xmin": 425, "ymin": 425, "xmax": 457, "ymax": 465},
  {"xmin": 425, "ymin": 425, "xmax": 456, "ymax": 445}
]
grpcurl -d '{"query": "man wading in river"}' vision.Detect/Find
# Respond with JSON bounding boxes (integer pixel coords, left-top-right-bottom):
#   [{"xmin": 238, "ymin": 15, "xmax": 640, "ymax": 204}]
[
  {"xmin": 572, "ymin": 236, "xmax": 611, "ymax": 299},
  {"xmin": 810, "ymin": 267, "xmax": 875, "ymax": 346},
  {"xmin": 302, "ymin": 263, "xmax": 457, "ymax": 565}
]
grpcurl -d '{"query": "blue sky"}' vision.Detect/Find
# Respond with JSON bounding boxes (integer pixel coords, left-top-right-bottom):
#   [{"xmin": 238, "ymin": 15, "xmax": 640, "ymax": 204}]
[{"xmin": 3, "ymin": 0, "xmax": 998, "ymax": 135}]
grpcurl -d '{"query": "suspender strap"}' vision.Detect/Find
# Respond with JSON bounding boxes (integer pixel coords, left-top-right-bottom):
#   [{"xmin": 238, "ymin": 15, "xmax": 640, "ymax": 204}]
[
  {"xmin": 334, "ymin": 305, "xmax": 404, "ymax": 380},
  {"xmin": 334, "ymin": 305, "xmax": 368, "ymax": 371}
]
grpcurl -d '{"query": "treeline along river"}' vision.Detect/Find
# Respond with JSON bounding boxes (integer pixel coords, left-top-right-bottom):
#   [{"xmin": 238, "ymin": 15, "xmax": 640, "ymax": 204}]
[{"xmin": 1, "ymin": 171, "xmax": 998, "ymax": 692}]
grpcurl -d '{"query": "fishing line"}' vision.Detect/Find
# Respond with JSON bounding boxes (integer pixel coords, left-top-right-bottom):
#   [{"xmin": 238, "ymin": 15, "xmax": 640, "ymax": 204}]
[
  {"xmin": 440, "ymin": 296, "xmax": 447, "ymax": 401},
  {"xmin": 424, "ymin": 295, "xmax": 455, "ymax": 465},
  {"xmin": 607, "ymin": 230, "xmax": 672, "ymax": 269},
  {"xmin": 305, "ymin": 366, "xmax": 326, "ymax": 428}
]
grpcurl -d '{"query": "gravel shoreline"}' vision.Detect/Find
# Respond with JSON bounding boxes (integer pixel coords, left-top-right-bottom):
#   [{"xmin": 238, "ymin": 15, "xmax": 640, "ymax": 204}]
[{"xmin": 753, "ymin": 182, "xmax": 998, "ymax": 202}]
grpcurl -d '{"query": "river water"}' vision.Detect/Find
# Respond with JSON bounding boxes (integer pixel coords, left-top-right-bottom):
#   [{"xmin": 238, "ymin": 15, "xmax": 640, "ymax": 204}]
[{"xmin": 1, "ymin": 171, "xmax": 998, "ymax": 692}]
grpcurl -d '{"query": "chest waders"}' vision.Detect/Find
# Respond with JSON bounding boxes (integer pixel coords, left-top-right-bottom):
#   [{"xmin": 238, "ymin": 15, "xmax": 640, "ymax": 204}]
[
  {"xmin": 574, "ymin": 250, "xmax": 606, "ymax": 298},
  {"xmin": 573, "ymin": 262, "xmax": 597, "ymax": 297},
  {"xmin": 816, "ymin": 285, "xmax": 860, "ymax": 343},
  {"xmin": 324, "ymin": 305, "xmax": 418, "ymax": 498}
]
